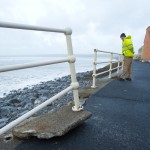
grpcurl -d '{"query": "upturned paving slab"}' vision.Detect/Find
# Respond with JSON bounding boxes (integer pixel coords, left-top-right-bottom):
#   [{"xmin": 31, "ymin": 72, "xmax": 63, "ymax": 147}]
[{"xmin": 12, "ymin": 104, "xmax": 92, "ymax": 139}]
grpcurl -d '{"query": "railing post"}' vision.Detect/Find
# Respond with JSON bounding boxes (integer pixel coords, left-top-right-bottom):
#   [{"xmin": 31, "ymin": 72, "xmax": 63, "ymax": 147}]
[
  {"xmin": 109, "ymin": 53, "xmax": 113, "ymax": 78},
  {"xmin": 65, "ymin": 28, "xmax": 83, "ymax": 111},
  {"xmin": 121, "ymin": 55, "xmax": 123, "ymax": 70},
  {"xmin": 91, "ymin": 49, "xmax": 97, "ymax": 88},
  {"xmin": 117, "ymin": 54, "xmax": 121, "ymax": 73}
]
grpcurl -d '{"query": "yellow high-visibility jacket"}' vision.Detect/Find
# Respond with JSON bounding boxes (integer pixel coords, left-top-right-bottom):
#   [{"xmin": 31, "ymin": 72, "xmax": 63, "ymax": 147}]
[{"xmin": 122, "ymin": 35, "xmax": 134, "ymax": 57}]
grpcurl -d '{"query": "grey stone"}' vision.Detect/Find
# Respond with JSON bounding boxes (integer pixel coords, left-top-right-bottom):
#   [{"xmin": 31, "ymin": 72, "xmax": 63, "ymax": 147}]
[
  {"xmin": 0, "ymin": 118, "xmax": 9, "ymax": 128},
  {"xmin": 21, "ymin": 101, "xmax": 27, "ymax": 107},
  {"xmin": 34, "ymin": 99, "xmax": 41, "ymax": 105},
  {"xmin": 12, "ymin": 104, "xmax": 92, "ymax": 139},
  {"xmin": 19, "ymin": 110, "xmax": 29, "ymax": 117},
  {"xmin": 0, "ymin": 107, "xmax": 12, "ymax": 117},
  {"xmin": 24, "ymin": 103, "xmax": 33, "ymax": 110},
  {"xmin": 8, "ymin": 98, "xmax": 20, "ymax": 104},
  {"xmin": 39, "ymin": 96, "xmax": 48, "ymax": 102}
]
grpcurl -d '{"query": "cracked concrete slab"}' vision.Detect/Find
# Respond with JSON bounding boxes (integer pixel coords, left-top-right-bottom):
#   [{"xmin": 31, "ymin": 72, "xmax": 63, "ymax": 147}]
[{"xmin": 12, "ymin": 104, "xmax": 92, "ymax": 139}]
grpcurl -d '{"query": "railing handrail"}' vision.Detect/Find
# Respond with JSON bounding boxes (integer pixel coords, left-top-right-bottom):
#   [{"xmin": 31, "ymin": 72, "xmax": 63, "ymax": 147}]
[
  {"xmin": 94, "ymin": 60, "xmax": 121, "ymax": 65},
  {"xmin": 91, "ymin": 49, "xmax": 123, "ymax": 88},
  {"xmin": 0, "ymin": 21, "xmax": 70, "ymax": 34},
  {"xmin": 95, "ymin": 49, "xmax": 122, "ymax": 55},
  {"xmin": 0, "ymin": 58, "xmax": 70, "ymax": 73},
  {"xmin": 0, "ymin": 22, "xmax": 83, "ymax": 135}
]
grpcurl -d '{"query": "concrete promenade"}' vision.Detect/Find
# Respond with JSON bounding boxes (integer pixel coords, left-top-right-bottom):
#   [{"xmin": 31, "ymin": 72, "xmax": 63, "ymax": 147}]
[{"xmin": 1, "ymin": 61, "xmax": 150, "ymax": 150}]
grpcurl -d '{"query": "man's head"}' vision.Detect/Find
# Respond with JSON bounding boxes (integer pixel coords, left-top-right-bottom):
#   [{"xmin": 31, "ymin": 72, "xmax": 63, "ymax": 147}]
[{"xmin": 120, "ymin": 33, "xmax": 126, "ymax": 41}]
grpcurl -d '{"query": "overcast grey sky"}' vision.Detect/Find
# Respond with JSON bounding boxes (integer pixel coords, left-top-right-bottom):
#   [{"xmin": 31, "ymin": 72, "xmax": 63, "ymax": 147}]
[{"xmin": 0, "ymin": 0, "xmax": 149, "ymax": 55}]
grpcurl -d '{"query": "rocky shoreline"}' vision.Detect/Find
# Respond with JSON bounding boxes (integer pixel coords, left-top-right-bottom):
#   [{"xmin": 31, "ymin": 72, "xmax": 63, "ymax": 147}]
[{"xmin": 0, "ymin": 63, "xmax": 118, "ymax": 128}]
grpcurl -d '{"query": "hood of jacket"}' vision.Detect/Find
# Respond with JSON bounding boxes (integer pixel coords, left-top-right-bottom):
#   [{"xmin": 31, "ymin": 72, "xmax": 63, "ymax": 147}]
[{"xmin": 125, "ymin": 35, "xmax": 132, "ymax": 39}]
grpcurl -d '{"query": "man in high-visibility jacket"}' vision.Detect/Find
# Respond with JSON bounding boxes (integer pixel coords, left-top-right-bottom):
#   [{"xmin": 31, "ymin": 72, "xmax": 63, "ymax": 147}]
[{"xmin": 119, "ymin": 33, "xmax": 134, "ymax": 81}]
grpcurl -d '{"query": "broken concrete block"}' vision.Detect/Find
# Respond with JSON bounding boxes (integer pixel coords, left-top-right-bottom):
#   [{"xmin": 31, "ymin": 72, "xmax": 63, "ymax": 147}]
[{"xmin": 12, "ymin": 104, "xmax": 92, "ymax": 139}]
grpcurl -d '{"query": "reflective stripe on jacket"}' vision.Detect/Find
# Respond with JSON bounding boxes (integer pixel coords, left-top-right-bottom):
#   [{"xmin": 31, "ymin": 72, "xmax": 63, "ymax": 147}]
[{"xmin": 122, "ymin": 35, "xmax": 134, "ymax": 57}]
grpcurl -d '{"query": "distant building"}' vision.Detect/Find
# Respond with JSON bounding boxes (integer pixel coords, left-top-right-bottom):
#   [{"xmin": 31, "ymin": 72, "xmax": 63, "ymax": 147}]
[
  {"xmin": 138, "ymin": 46, "xmax": 143, "ymax": 59},
  {"xmin": 142, "ymin": 26, "xmax": 150, "ymax": 60}
]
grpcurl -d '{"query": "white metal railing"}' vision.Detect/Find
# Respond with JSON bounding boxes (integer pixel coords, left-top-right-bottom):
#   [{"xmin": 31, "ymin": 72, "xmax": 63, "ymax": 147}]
[
  {"xmin": 91, "ymin": 49, "xmax": 123, "ymax": 88},
  {"xmin": 0, "ymin": 21, "xmax": 83, "ymax": 135}
]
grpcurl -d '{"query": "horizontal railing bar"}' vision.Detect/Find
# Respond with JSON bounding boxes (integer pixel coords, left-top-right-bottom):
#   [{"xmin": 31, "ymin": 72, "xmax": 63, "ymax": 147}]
[
  {"xmin": 95, "ymin": 61, "xmax": 118, "ymax": 64},
  {"xmin": 96, "ymin": 49, "xmax": 122, "ymax": 55},
  {"xmin": 95, "ymin": 69, "xmax": 110, "ymax": 77},
  {"xmin": 95, "ymin": 66, "xmax": 121, "ymax": 77},
  {"xmin": 0, "ymin": 21, "xmax": 67, "ymax": 34},
  {"xmin": 0, "ymin": 58, "xmax": 69, "ymax": 73},
  {"xmin": 0, "ymin": 85, "xmax": 73, "ymax": 135},
  {"xmin": 96, "ymin": 62, "xmax": 109, "ymax": 64},
  {"xmin": 110, "ymin": 66, "xmax": 119, "ymax": 71}
]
